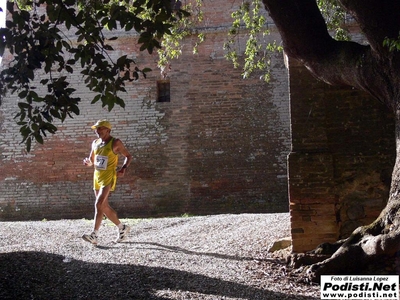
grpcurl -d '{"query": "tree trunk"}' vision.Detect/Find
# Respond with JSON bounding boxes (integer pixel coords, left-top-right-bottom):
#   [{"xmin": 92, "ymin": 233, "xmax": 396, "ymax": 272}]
[{"xmin": 261, "ymin": 0, "xmax": 400, "ymax": 281}]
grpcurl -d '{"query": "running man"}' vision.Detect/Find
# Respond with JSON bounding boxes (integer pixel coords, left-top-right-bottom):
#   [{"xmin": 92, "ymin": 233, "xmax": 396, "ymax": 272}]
[{"xmin": 82, "ymin": 119, "xmax": 133, "ymax": 245}]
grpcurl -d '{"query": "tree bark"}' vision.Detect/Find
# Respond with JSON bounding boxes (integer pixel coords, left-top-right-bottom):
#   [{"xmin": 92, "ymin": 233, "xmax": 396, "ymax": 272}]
[{"xmin": 261, "ymin": 0, "xmax": 400, "ymax": 280}]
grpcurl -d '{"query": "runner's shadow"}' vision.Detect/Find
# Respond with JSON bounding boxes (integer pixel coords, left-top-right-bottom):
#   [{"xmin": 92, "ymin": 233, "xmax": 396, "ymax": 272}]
[
  {"xmin": 0, "ymin": 251, "xmax": 318, "ymax": 300},
  {"xmin": 130, "ymin": 241, "xmax": 275, "ymax": 262}
]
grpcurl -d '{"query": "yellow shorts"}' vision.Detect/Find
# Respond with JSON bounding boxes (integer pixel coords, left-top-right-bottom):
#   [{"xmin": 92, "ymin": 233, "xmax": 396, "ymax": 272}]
[{"xmin": 93, "ymin": 169, "xmax": 117, "ymax": 191}]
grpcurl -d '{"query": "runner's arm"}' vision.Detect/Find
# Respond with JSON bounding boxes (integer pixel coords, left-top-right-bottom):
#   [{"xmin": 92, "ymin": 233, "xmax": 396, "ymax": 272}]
[
  {"xmin": 83, "ymin": 141, "xmax": 96, "ymax": 166},
  {"xmin": 114, "ymin": 139, "xmax": 132, "ymax": 174}
]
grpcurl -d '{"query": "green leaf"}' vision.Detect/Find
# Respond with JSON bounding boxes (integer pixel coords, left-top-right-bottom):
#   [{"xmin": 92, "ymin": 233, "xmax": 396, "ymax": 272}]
[
  {"xmin": 18, "ymin": 90, "xmax": 28, "ymax": 98},
  {"xmin": 26, "ymin": 138, "xmax": 32, "ymax": 152},
  {"xmin": 18, "ymin": 102, "xmax": 31, "ymax": 109},
  {"xmin": 116, "ymin": 55, "xmax": 127, "ymax": 67},
  {"xmin": 65, "ymin": 65, "xmax": 73, "ymax": 73},
  {"xmin": 69, "ymin": 104, "xmax": 80, "ymax": 115},
  {"xmin": 34, "ymin": 133, "xmax": 44, "ymax": 144},
  {"xmin": 91, "ymin": 94, "xmax": 101, "ymax": 104}
]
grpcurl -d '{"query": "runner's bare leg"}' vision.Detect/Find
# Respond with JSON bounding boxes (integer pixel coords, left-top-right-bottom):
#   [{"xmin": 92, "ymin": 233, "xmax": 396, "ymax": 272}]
[{"xmin": 94, "ymin": 185, "xmax": 121, "ymax": 231}]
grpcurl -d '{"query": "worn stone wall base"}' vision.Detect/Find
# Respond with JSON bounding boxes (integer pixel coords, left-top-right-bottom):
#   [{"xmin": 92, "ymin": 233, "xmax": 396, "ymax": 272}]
[{"xmin": 287, "ymin": 56, "xmax": 395, "ymax": 252}]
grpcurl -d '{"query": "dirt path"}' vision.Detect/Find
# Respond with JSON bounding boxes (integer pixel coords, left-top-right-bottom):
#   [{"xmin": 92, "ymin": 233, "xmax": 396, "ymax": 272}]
[{"xmin": 0, "ymin": 213, "xmax": 320, "ymax": 299}]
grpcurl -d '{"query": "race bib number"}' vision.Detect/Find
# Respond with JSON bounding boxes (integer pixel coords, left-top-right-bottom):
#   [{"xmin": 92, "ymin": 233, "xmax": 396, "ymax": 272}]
[{"xmin": 94, "ymin": 155, "xmax": 108, "ymax": 170}]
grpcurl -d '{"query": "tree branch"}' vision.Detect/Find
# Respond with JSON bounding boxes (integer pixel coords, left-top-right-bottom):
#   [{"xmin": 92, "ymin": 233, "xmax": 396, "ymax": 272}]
[
  {"xmin": 338, "ymin": 0, "xmax": 400, "ymax": 54},
  {"xmin": 262, "ymin": 0, "xmax": 334, "ymax": 60},
  {"xmin": 262, "ymin": 0, "xmax": 400, "ymax": 109}
]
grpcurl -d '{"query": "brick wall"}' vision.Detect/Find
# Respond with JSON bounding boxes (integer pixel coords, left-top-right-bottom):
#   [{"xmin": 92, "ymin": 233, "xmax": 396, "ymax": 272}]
[
  {"xmin": 287, "ymin": 57, "xmax": 396, "ymax": 252},
  {"xmin": 0, "ymin": 2, "xmax": 291, "ymax": 220},
  {"xmin": 0, "ymin": 2, "xmax": 394, "ymax": 256}
]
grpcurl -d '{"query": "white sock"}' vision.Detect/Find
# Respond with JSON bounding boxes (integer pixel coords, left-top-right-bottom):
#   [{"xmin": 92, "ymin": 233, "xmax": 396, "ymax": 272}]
[{"xmin": 117, "ymin": 223, "xmax": 124, "ymax": 230}]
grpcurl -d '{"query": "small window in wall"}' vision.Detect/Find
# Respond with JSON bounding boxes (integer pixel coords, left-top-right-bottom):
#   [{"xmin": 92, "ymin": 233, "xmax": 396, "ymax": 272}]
[{"xmin": 157, "ymin": 79, "xmax": 170, "ymax": 102}]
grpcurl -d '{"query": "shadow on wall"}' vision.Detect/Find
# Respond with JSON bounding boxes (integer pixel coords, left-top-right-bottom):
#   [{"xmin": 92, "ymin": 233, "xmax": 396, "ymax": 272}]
[{"xmin": 0, "ymin": 251, "xmax": 318, "ymax": 300}]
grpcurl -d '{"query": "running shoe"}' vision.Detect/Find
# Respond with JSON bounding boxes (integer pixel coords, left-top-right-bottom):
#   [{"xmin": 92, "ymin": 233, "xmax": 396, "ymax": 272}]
[
  {"xmin": 82, "ymin": 232, "xmax": 98, "ymax": 245},
  {"xmin": 115, "ymin": 224, "xmax": 131, "ymax": 243}
]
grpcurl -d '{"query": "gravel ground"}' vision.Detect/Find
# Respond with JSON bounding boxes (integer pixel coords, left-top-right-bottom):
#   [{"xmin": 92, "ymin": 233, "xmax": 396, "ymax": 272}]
[{"xmin": 0, "ymin": 213, "xmax": 320, "ymax": 299}]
